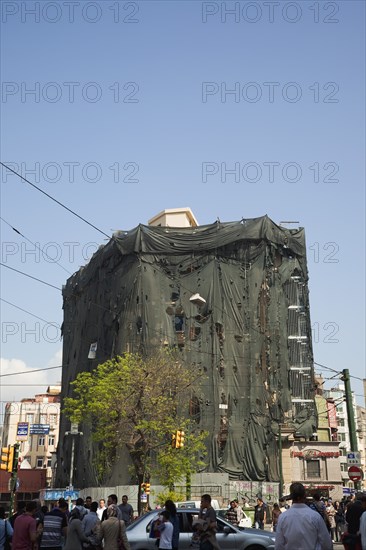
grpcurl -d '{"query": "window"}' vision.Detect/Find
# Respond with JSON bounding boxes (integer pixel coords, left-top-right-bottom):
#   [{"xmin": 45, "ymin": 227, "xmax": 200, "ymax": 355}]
[
  {"xmin": 38, "ymin": 436, "xmax": 45, "ymax": 446},
  {"xmin": 49, "ymin": 414, "xmax": 57, "ymax": 426},
  {"xmin": 337, "ymin": 433, "xmax": 346, "ymax": 442},
  {"xmin": 40, "ymin": 414, "xmax": 47, "ymax": 424},
  {"xmin": 36, "ymin": 457, "xmax": 43, "ymax": 468},
  {"xmin": 306, "ymin": 459, "xmax": 321, "ymax": 478},
  {"xmin": 26, "ymin": 414, "xmax": 34, "ymax": 424},
  {"xmin": 341, "ymin": 463, "xmax": 349, "ymax": 472},
  {"xmin": 47, "ymin": 458, "xmax": 52, "ymax": 468},
  {"xmin": 337, "ymin": 418, "xmax": 345, "ymax": 427},
  {"xmin": 48, "ymin": 435, "xmax": 55, "ymax": 447}
]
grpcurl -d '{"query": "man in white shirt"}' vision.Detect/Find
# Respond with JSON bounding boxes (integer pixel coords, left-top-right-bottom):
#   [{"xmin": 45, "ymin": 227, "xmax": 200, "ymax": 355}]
[
  {"xmin": 97, "ymin": 498, "xmax": 106, "ymax": 520},
  {"xmin": 358, "ymin": 497, "xmax": 366, "ymax": 550},
  {"xmin": 275, "ymin": 482, "xmax": 332, "ymax": 550}
]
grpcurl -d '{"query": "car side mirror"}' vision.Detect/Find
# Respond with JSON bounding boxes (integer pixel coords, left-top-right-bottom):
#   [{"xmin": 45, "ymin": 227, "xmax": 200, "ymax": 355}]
[{"xmin": 223, "ymin": 526, "xmax": 231, "ymax": 534}]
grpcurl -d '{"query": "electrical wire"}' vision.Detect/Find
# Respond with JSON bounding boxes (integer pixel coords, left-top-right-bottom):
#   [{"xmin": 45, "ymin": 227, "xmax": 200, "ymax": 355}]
[
  {"xmin": 0, "ymin": 162, "xmax": 110, "ymax": 239},
  {"xmin": 0, "ymin": 297, "xmax": 60, "ymax": 326},
  {"xmin": 0, "ymin": 216, "xmax": 72, "ymax": 275},
  {"xmin": 1, "ymin": 249, "xmax": 362, "ymax": 387},
  {"xmin": 0, "ymin": 263, "xmax": 61, "ymax": 290},
  {"xmin": 0, "ymin": 365, "xmax": 62, "ymax": 377}
]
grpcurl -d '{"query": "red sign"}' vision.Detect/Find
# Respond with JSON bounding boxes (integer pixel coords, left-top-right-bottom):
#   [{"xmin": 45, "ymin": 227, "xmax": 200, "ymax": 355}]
[
  {"xmin": 327, "ymin": 402, "xmax": 338, "ymax": 429},
  {"xmin": 348, "ymin": 466, "xmax": 363, "ymax": 481},
  {"xmin": 291, "ymin": 451, "xmax": 340, "ymax": 458}
]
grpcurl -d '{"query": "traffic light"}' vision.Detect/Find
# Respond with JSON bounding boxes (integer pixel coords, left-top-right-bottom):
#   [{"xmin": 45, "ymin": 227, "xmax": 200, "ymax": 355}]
[
  {"xmin": 141, "ymin": 482, "xmax": 146, "ymax": 493},
  {"xmin": 0, "ymin": 446, "xmax": 14, "ymax": 472},
  {"xmin": 12, "ymin": 444, "xmax": 20, "ymax": 473},
  {"xmin": 176, "ymin": 430, "xmax": 185, "ymax": 448},
  {"xmin": 145, "ymin": 483, "xmax": 151, "ymax": 495},
  {"xmin": 172, "ymin": 432, "xmax": 177, "ymax": 448}
]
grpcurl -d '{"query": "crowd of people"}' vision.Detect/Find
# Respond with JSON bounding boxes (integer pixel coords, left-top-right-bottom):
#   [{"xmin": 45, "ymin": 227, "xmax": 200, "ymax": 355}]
[
  {"xmin": 221, "ymin": 484, "xmax": 366, "ymax": 550},
  {"xmin": 3, "ymin": 486, "xmax": 366, "ymax": 550},
  {"xmin": 0, "ymin": 493, "xmax": 134, "ymax": 550}
]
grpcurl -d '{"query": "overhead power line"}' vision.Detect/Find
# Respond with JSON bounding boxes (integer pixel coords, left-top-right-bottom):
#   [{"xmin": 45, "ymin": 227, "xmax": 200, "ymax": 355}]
[
  {"xmin": 0, "ymin": 365, "xmax": 62, "ymax": 378},
  {"xmin": 0, "ymin": 297, "xmax": 58, "ymax": 325},
  {"xmin": 0, "ymin": 161, "xmax": 110, "ymax": 239},
  {"xmin": 0, "ymin": 263, "xmax": 61, "ymax": 290},
  {"xmin": 0, "ymin": 216, "xmax": 72, "ymax": 275}
]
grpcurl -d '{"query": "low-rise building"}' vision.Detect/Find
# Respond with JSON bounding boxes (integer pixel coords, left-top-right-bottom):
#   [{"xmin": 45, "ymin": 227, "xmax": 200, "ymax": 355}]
[{"xmin": 1, "ymin": 385, "xmax": 61, "ymax": 486}]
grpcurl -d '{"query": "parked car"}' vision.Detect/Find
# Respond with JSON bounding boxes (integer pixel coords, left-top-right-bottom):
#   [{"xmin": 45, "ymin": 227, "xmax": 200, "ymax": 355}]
[
  {"xmin": 176, "ymin": 499, "xmax": 220, "ymax": 510},
  {"xmin": 216, "ymin": 508, "xmax": 253, "ymax": 528},
  {"xmin": 126, "ymin": 508, "xmax": 276, "ymax": 550}
]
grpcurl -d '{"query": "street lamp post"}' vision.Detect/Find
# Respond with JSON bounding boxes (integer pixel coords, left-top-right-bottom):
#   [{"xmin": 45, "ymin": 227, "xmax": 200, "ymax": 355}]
[
  {"xmin": 65, "ymin": 422, "xmax": 83, "ymax": 509},
  {"xmin": 278, "ymin": 423, "xmax": 283, "ymax": 499}
]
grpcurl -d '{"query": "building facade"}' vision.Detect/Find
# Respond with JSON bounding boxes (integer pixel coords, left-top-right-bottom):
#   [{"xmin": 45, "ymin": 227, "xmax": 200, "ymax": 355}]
[
  {"xmin": 55, "ymin": 212, "xmax": 317, "ymax": 488},
  {"xmin": 1, "ymin": 385, "xmax": 61, "ymax": 487},
  {"xmin": 323, "ymin": 383, "xmax": 365, "ymax": 490}
]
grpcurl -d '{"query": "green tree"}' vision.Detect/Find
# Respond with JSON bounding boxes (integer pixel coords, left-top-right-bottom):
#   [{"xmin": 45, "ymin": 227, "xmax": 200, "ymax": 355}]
[{"xmin": 63, "ymin": 351, "xmax": 207, "ymax": 499}]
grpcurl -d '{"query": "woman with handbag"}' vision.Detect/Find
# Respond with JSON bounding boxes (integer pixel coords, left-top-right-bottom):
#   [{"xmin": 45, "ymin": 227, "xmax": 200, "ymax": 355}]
[
  {"xmin": 99, "ymin": 504, "xmax": 130, "ymax": 550},
  {"xmin": 0, "ymin": 507, "xmax": 14, "ymax": 550}
]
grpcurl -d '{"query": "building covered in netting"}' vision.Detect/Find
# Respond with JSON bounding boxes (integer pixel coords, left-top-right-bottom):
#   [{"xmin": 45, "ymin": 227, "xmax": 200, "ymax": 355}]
[{"xmin": 56, "ymin": 210, "xmax": 317, "ymax": 488}]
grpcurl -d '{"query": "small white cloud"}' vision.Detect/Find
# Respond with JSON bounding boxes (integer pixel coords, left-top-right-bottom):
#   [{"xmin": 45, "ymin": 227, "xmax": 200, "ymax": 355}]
[{"xmin": 0, "ymin": 351, "xmax": 63, "ymax": 417}]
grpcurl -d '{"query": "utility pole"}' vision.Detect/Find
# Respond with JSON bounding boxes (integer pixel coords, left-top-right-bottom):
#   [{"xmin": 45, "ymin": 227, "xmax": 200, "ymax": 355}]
[
  {"xmin": 342, "ymin": 369, "xmax": 361, "ymax": 490},
  {"xmin": 342, "ymin": 369, "xmax": 358, "ymax": 452},
  {"xmin": 278, "ymin": 424, "xmax": 283, "ymax": 499}
]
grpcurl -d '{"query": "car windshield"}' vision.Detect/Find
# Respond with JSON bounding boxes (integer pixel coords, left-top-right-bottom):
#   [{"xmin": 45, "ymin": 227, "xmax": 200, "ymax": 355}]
[{"xmin": 126, "ymin": 511, "xmax": 156, "ymax": 531}]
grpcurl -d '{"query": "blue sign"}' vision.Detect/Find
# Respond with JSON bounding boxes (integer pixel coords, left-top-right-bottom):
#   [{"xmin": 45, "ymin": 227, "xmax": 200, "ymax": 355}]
[
  {"xmin": 40, "ymin": 489, "xmax": 80, "ymax": 501},
  {"xmin": 17, "ymin": 422, "xmax": 29, "ymax": 441},
  {"xmin": 30, "ymin": 424, "xmax": 50, "ymax": 435},
  {"xmin": 64, "ymin": 491, "xmax": 79, "ymax": 499}
]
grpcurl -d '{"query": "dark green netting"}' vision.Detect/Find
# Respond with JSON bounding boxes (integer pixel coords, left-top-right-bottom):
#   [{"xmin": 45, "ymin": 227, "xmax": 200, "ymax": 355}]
[{"xmin": 56, "ymin": 216, "xmax": 316, "ymax": 487}]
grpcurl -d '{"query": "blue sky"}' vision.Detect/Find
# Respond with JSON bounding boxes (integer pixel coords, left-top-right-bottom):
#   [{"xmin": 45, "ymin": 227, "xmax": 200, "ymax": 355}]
[{"xmin": 0, "ymin": 0, "xmax": 365, "ymax": 415}]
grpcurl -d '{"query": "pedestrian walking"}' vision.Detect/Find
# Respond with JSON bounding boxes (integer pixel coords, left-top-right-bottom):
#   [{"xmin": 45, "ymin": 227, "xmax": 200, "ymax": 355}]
[
  {"xmin": 9, "ymin": 501, "xmax": 26, "ymax": 529},
  {"xmin": 225, "ymin": 501, "xmax": 239, "ymax": 526},
  {"xmin": 334, "ymin": 501, "xmax": 346, "ymax": 542},
  {"xmin": 98, "ymin": 504, "xmax": 130, "ymax": 550},
  {"xmin": 325, "ymin": 500, "xmax": 336, "ymax": 542},
  {"xmin": 0, "ymin": 507, "xmax": 13, "ymax": 550},
  {"xmin": 118, "ymin": 496, "xmax": 134, "ymax": 526},
  {"xmin": 342, "ymin": 492, "xmax": 366, "ymax": 550},
  {"xmin": 164, "ymin": 500, "xmax": 179, "ymax": 550},
  {"xmin": 254, "ymin": 497, "xmax": 267, "ymax": 529},
  {"xmin": 63, "ymin": 507, "xmax": 91, "ymax": 550},
  {"xmin": 12, "ymin": 501, "xmax": 40, "ymax": 550},
  {"xmin": 82, "ymin": 501, "xmax": 101, "ymax": 550},
  {"xmin": 157, "ymin": 511, "xmax": 173, "ymax": 550},
  {"xmin": 39, "ymin": 499, "xmax": 68, "ymax": 550},
  {"xmin": 197, "ymin": 494, "xmax": 219, "ymax": 550},
  {"xmin": 271, "ymin": 503, "xmax": 282, "ymax": 532},
  {"xmin": 274, "ymin": 482, "xmax": 332, "ymax": 550},
  {"xmin": 359, "ymin": 499, "xmax": 366, "ymax": 550}
]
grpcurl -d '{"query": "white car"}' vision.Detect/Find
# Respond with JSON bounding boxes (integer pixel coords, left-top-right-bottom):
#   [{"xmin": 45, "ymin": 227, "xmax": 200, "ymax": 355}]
[{"xmin": 217, "ymin": 508, "xmax": 253, "ymax": 529}]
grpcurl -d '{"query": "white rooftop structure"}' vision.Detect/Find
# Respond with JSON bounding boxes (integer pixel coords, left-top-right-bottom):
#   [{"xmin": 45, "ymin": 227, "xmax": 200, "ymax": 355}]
[{"xmin": 148, "ymin": 207, "xmax": 198, "ymax": 228}]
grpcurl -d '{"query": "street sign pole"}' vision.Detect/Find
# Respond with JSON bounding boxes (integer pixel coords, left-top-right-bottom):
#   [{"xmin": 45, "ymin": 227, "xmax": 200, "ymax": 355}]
[{"xmin": 348, "ymin": 465, "xmax": 363, "ymax": 483}]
